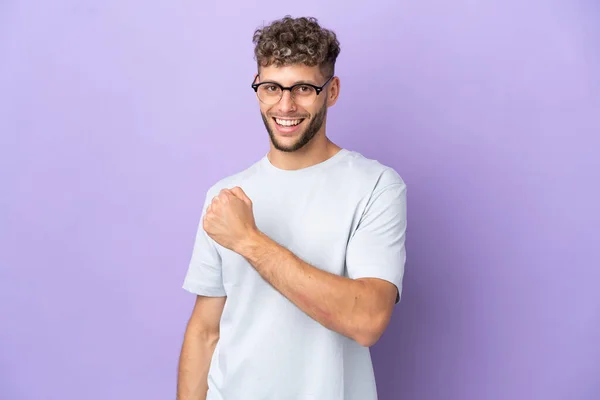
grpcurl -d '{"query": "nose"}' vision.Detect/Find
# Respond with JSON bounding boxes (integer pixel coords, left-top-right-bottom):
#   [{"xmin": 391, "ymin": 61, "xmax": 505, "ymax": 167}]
[{"xmin": 277, "ymin": 90, "xmax": 297, "ymax": 113}]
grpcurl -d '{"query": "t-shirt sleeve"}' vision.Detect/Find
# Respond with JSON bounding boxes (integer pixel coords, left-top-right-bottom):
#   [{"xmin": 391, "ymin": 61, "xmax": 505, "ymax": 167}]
[
  {"xmin": 345, "ymin": 171, "xmax": 407, "ymax": 302},
  {"xmin": 182, "ymin": 190, "xmax": 226, "ymax": 297}
]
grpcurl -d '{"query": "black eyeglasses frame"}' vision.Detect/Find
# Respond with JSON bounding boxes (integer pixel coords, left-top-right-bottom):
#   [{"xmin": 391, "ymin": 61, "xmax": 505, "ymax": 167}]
[{"xmin": 251, "ymin": 75, "xmax": 335, "ymax": 99}]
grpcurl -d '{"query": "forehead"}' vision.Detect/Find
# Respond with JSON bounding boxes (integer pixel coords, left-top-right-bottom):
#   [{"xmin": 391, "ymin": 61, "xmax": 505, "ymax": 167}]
[{"xmin": 259, "ymin": 64, "xmax": 324, "ymax": 85}]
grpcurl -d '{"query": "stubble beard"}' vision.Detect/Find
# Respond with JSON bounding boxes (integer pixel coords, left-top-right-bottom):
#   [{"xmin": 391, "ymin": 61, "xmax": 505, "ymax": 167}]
[{"xmin": 261, "ymin": 102, "xmax": 328, "ymax": 153}]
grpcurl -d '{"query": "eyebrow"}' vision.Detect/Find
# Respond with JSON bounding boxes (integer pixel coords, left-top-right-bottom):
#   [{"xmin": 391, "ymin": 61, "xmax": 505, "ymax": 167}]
[{"xmin": 259, "ymin": 78, "xmax": 318, "ymax": 86}]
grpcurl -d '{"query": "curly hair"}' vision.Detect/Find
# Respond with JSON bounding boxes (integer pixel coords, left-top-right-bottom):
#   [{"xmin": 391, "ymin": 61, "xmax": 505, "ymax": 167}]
[{"xmin": 252, "ymin": 16, "xmax": 341, "ymax": 78}]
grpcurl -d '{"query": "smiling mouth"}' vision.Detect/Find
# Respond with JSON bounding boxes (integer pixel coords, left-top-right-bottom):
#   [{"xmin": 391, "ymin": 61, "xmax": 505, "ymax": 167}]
[{"xmin": 273, "ymin": 117, "xmax": 305, "ymax": 127}]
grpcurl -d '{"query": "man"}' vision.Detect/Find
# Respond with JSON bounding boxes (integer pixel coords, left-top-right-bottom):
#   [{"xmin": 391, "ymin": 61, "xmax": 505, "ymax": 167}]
[{"xmin": 177, "ymin": 16, "xmax": 407, "ymax": 400}]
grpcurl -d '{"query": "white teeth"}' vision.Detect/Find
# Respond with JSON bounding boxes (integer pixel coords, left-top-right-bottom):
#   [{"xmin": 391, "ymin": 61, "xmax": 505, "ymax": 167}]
[{"xmin": 275, "ymin": 118, "xmax": 302, "ymax": 127}]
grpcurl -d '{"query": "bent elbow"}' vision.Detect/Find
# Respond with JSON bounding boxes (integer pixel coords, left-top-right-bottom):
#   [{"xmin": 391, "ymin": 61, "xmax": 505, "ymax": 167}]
[
  {"xmin": 353, "ymin": 316, "xmax": 388, "ymax": 347},
  {"xmin": 355, "ymin": 332, "xmax": 381, "ymax": 347}
]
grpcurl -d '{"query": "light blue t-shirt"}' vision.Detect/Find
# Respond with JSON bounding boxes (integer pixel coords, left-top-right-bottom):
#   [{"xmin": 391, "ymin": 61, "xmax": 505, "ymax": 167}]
[{"xmin": 183, "ymin": 148, "xmax": 407, "ymax": 400}]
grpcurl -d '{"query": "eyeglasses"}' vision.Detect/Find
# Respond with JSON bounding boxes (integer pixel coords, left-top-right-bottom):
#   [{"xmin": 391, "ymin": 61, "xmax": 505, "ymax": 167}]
[{"xmin": 251, "ymin": 75, "xmax": 334, "ymax": 107}]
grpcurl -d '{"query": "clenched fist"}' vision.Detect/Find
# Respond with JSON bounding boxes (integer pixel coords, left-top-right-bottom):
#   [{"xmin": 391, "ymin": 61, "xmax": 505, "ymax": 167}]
[{"xmin": 203, "ymin": 186, "xmax": 259, "ymax": 253}]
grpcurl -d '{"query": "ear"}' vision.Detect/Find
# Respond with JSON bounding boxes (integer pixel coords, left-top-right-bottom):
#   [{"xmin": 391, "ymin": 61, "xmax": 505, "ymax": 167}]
[{"xmin": 326, "ymin": 76, "xmax": 340, "ymax": 107}]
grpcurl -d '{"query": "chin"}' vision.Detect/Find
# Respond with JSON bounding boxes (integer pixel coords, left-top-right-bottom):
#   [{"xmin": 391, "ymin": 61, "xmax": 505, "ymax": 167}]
[
  {"xmin": 271, "ymin": 131, "xmax": 310, "ymax": 151},
  {"xmin": 271, "ymin": 137, "xmax": 304, "ymax": 152}
]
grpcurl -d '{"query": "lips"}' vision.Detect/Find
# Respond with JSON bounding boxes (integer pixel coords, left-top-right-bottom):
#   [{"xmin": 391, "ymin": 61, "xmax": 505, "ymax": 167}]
[
  {"xmin": 273, "ymin": 117, "xmax": 305, "ymax": 127},
  {"xmin": 271, "ymin": 117, "xmax": 305, "ymax": 135}
]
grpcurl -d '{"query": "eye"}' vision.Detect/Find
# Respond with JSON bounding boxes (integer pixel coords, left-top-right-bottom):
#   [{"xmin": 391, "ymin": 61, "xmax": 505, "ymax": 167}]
[{"xmin": 293, "ymin": 85, "xmax": 316, "ymax": 96}]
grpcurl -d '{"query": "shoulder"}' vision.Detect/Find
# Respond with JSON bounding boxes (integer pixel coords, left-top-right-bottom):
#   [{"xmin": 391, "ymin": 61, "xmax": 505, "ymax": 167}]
[{"xmin": 338, "ymin": 149, "xmax": 406, "ymax": 193}]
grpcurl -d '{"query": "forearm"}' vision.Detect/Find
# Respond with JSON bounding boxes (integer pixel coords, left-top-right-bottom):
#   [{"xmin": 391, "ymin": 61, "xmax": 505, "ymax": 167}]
[
  {"xmin": 239, "ymin": 232, "xmax": 391, "ymax": 346},
  {"xmin": 177, "ymin": 328, "xmax": 219, "ymax": 400}
]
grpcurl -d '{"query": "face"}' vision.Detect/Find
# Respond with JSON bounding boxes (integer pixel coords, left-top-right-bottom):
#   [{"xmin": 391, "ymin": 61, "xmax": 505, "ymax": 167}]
[{"xmin": 255, "ymin": 64, "xmax": 339, "ymax": 153}]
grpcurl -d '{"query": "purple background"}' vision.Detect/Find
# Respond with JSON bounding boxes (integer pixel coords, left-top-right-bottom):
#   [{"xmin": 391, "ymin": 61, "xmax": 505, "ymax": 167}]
[{"xmin": 1, "ymin": 1, "xmax": 599, "ymax": 399}]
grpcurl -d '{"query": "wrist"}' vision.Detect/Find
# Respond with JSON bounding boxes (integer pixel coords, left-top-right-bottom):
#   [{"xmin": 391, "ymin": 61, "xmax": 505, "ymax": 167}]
[{"xmin": 237, "ymin": 228, "xmax": 270, "ymax": 260}]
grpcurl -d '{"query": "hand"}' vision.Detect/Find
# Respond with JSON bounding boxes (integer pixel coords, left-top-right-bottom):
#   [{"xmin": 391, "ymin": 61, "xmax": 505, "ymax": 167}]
[{"xmin": 203, "ymin": 187, "xmax": 259, "ymax": 253}]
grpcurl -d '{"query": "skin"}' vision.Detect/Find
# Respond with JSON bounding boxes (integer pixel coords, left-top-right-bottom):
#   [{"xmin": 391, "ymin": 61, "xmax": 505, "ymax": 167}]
[
  {"xmin": 177, "ymin": 63, "xmax": 398, "ymax": 400},
  {"xmin": 257, "ymin": 63, "xmax": 343, "ymax": 170},
  {"xmin": 177, "ymin": 296, "xmax": 225, "ymax": 400}
]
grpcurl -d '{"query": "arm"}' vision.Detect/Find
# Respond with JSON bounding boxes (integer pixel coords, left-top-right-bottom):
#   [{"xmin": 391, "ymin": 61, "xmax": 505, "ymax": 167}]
[
  {"xmin": 177, "ymin": 295, "xmax": 226, "ymax": 400},
  {"xmin": 238, "ymin": 233, "xmax": 397, "ymax": 347},
  {"xmin": 203, "ymin": 178, "xmax": 406, "ymax": 348}
]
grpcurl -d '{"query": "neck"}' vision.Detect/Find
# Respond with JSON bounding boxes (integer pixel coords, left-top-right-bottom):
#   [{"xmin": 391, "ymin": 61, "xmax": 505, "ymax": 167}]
[{"xmin": 267, "ymin": 134, "xmax": 342, "ymax": 171}]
